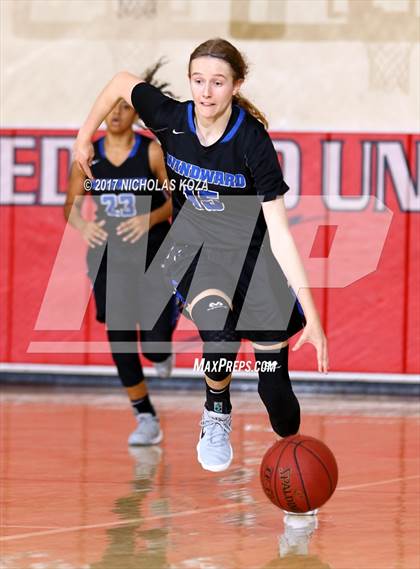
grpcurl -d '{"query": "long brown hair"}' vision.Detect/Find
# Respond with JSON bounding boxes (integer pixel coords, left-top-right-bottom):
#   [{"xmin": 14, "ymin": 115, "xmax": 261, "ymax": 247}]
[{"xmin": 188, "ymin": 38, "xmax": 268, "ymax": 129}]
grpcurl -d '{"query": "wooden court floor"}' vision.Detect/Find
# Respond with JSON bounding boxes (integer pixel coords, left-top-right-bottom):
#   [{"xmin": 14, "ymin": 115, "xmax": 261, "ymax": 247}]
[{"xmin": 1, "ymin": 386, "xmax": 419, "ymax": 569}]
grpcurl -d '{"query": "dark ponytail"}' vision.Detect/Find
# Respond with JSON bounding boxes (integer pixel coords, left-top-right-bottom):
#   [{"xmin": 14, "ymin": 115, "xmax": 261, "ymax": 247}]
[{"xmin": 142, "ymin": 57, "xmax": 175, "ymax": 98}]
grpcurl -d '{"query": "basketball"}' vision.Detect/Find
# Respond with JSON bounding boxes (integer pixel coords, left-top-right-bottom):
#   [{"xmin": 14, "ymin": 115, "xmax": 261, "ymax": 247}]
[{"xmin": 260, "ymin": 435, "xmax": 338, "ymax": 513}]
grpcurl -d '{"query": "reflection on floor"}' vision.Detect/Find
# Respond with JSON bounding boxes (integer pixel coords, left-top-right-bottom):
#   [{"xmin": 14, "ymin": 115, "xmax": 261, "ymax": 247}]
[{"xmin": 1, "ymin": 387, "xmax": 419, "ymax": 569}]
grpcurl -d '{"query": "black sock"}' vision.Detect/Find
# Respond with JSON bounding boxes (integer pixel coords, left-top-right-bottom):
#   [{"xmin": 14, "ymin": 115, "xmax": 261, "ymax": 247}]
[
  {"xmin": 205, "ymin": 382, "xmax": 232, "ymax": 414},
  {"xmin": 131, "ymin": 394, "xmax": 156, "ymax": 416}
]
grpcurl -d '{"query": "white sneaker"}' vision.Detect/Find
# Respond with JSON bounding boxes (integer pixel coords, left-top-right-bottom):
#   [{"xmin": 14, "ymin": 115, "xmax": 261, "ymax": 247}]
[
  {"xmin": 153, "ymin": 355, "xmax": 173, "ymax": 378},
  {"xmin": 128, "ymin": 413, "xmax": 163, "ymax": 446},
  {"xmin": 197, "ymin": 408, "xmax": 233, "ymax": 472},
  {"xmin": 280, "ymin": 512, "xmax": 318, "ymax": 557}
]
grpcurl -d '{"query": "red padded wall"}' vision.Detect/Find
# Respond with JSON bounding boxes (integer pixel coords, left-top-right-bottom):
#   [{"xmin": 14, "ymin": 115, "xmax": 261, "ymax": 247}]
[{"xmin": 0, "ymin": 129, "xmax": 418, "ymax": 374}]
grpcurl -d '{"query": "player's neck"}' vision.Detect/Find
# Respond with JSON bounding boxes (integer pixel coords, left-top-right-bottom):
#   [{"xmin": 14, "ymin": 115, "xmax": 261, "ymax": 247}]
[
  {"xmin": 103, "ymin": 130, "xmax": 136, "ymax": 166},
  {"xmin": 194, "ymin": 105, "xmax": 232, "ymax": 147},
  {"xmin": 105, "ymin": 130, "xmax": 135, "ymax": 149}
]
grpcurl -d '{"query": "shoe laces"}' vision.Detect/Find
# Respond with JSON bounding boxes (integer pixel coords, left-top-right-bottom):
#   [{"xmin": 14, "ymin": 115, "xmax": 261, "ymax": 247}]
[
  {"xmin": 200, "ymin": 413, "xmax": 232, "ymax": 446},
  {"xmin": 136, "ymin": 414, "xmax": 155, "ymax": 431}
]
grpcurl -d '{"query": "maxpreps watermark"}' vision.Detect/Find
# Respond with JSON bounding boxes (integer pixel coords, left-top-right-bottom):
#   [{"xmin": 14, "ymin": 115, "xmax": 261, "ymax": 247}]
[{"xmin": 193, "ymin": 358, "xmax": 279, "ymax": 374}]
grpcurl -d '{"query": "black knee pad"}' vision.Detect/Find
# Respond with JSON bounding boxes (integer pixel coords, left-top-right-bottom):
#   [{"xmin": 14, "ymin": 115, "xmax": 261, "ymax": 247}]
[
  {"xmin": 191, "ymin": 295, "xmax": 240, "ymax": 381},
  {"xmin": 140, "ymin": 329, "xmax": 171, "ymax": 363},
  {"xmin": 255, "ymin": 345, "xmax": 300, "ymax": 437},
  {"xmin": 112, "ymin": 353, "xmax": 144, "ymax": 387},
  {"xmin": 107, "ymin": 329, "xmax": 144, "ymax": 387},
  {"xmin": 191, "ymin": 294, "xmax": 240, "ymax": 346},
  {"xmin": 191, "ymin": 294, "xmax": 232, "ymax": 331}
]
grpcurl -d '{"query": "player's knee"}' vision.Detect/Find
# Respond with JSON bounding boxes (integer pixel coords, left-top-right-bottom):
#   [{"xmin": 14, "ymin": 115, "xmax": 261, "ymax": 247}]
[
  {"xmin": 190, "ymin": 294, "xmax": 231, "ymax": 332},
  {"xmin": 141, "ymin": 330, "xmax": 171, "ymax": 363},
  {"xmin": 193, "ymin": 297, "xmax": 240, "ymax": 348},
  {"xmin": 112, "ymin": 353, "xmax": 144, "ymax": 387}
]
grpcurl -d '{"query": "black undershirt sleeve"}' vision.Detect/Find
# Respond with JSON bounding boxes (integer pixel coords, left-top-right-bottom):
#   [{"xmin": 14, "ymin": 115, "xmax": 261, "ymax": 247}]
[
  {"xmin": 131, "ymin": 82, "xmax": 179, "ymax": 131},
  {"xmin": 246, "ymin": 124, "xmax": 289, "ymax": 202}
]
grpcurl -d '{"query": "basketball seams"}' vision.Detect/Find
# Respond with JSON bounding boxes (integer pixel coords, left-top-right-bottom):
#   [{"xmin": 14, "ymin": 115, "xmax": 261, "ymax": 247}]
[
  {"xmin": 298, "ymin": 442, "xmax": 337, "ymax": 494},
  {"xmin": 272, "ymin": 439, "xmax": 294, "ymax": 509},
  {"xmin": 260, "ymin": 435, "xmax": 338, "ymax": 513},
  {"xmin": 293, "ymin": 442, "xmax": 312, "ymax": 512},
  {"xmin": 263, "ymin": 441, "xmax": 282, "ymax": 462}
]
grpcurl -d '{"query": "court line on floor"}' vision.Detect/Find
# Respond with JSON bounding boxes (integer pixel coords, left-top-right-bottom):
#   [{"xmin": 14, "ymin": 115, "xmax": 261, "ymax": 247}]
[
  {"xmin": 337, "ymin": 474, "xmax": 420, "ymax": 491},
  {"xmin": 2, "ymin": 474, "xmax": 419, "ymax": 542},
  {"xmin": 0, "ymin": 502, "xmax": 245, "ymax": 542},
  {"xmin": 1, "ymin": 525, "xmax": 61, "ymax": 529}
]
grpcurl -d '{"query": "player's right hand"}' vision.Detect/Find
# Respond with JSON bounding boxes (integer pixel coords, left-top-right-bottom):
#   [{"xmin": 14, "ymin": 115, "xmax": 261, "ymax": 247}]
[
  {"xmin": 73, "ymin": 137, "xmax": 95, "ymax": 179},
  {"xmin": 292, "ymin": 318, "xmax": 329, "ymax": 374},
  {"xmin": 81, "ymin": 220, "xmax": 108, "ymax": 248}
]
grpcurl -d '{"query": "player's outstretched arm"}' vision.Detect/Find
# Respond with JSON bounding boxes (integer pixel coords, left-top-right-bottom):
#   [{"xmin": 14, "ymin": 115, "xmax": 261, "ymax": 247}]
[
  {"xmin": 73, "ymin": 72, "xmax": 143, "ymax": 178},
  {"xmin": 262, "ymin": 196, "xmax": 329, "ymax": 373},
  {"xmin": 64, "ymin": 161, "xmax": 108, "ymax": 248}
]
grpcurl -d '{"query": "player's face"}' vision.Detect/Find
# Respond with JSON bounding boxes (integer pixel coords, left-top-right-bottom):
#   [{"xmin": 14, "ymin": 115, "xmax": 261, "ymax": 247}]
[
  {"xmin": 189, "ymin": 57, "xmax": 242, "ymax": 121},
  {"xmin": 105, "ymin": 100, "xmax": 137, "ymax": 134}
]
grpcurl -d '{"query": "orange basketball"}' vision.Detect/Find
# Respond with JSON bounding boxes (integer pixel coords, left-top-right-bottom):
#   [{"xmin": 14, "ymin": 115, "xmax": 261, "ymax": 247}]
[{"xmin": 260, "ymin": 435, "xmax": 338, "ymax": 513}]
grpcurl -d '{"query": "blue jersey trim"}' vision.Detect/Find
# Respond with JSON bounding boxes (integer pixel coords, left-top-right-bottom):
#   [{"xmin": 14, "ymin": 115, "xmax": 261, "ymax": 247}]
[
  {"xmin": 186, "ymin": 103, "xmax": 245, "ymax": 143},
  {"xmin": 98, "ymin": 134, "xmax": 140, "ymax": 160},
  {"xmin": 128, "ymin": 133, "xmax": 141, "ymax": 158},
  {"xmin": 187, "ymin": 103, "xmax": 196, "ymax": 133},
  {"xmin": 289, "ymin": 286, "xmax": 305, "ymax": 317},
  {"xmin": 220, "ymin": 107, "xmax": 245, "ymax": 144},
  {"xmin": 171, "ymin": 279, "xmax": 186, "ymax": 305},
  {"xmin": 98, "ymin": 137, "xmax": 106, "ymax": 159},
  {"xmin": 296, "ymin": 297, "xmax": 305, "ymax": 317}
]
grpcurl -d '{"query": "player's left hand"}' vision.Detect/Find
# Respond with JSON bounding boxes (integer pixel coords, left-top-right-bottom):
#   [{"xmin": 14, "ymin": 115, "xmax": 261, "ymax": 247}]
[
  {"xmin": 116, "ymin": 214, "xmax": 150, "ymax": 243},
  {"xmin": 292, "ymin": 318, "xmax": 329, "ymax": 374},
  {"xmin": 73, "ymin": 138, "xmax": 94, "ymax": 179}
]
